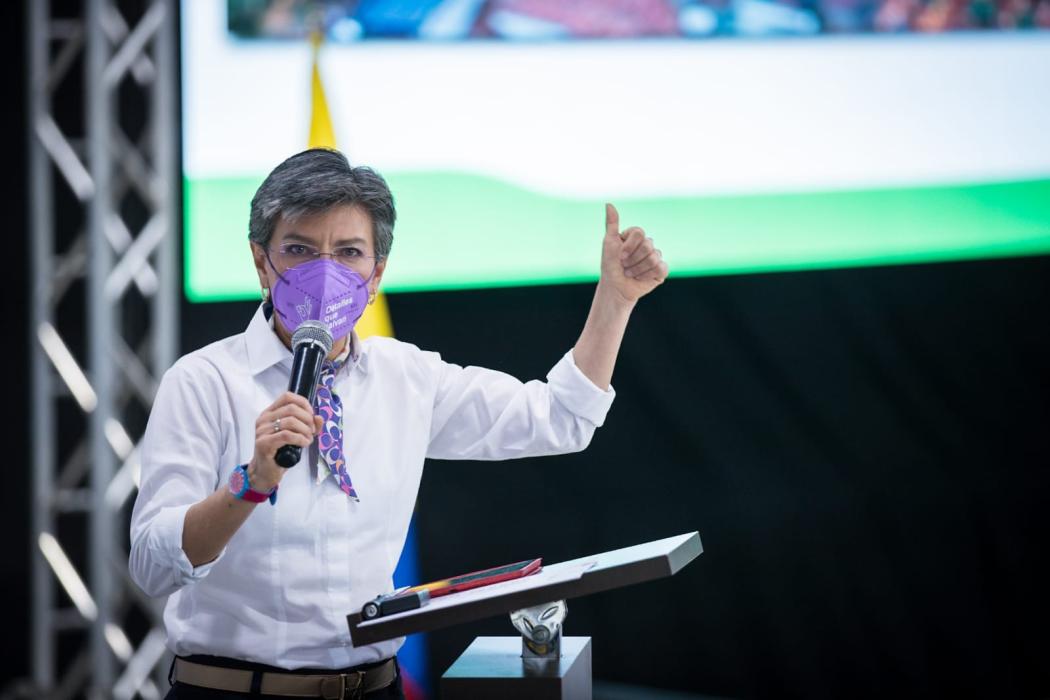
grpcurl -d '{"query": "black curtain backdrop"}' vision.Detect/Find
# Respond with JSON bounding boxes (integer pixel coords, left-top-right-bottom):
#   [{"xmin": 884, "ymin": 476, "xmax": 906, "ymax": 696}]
[{"xmin": 180, "ymin": 256, "xmax": 1050, "ymax": 699}]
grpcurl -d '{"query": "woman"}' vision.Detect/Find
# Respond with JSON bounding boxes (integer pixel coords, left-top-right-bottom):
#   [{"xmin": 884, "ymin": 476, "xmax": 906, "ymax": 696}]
[{"xmin": 129, "ymin": 148, "xmax": 668, "ymax": 698}]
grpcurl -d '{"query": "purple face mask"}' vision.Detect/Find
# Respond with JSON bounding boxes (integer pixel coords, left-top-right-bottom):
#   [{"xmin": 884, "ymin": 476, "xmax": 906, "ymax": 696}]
[{"xmin": 270, "ymin": 258, "xmax": 369, "ymax": 342}]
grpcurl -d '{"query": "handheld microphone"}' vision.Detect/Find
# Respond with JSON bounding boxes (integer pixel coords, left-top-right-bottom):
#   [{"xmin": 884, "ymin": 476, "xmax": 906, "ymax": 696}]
[{"xmin": 275, "ymin": 320, "xmax": 334, "ymax": 468}]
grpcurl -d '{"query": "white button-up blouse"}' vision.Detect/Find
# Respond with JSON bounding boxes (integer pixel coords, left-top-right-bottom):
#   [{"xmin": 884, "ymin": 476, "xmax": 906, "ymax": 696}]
[{"xmin": 129, "ymin": 305, "xmax": 615, "ymax": 669}]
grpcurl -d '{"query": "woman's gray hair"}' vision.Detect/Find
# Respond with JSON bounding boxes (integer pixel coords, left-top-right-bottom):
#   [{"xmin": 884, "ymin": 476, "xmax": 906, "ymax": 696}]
[{"xmin": 249, "ymin": 148, "xmax": 395, "ymax": 259}]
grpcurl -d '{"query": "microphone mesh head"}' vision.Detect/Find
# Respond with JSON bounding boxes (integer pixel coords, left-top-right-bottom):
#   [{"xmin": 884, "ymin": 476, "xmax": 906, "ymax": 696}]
[{"xmin": 291, "ymin": 320, "xmax": 334, "ymax": 355}]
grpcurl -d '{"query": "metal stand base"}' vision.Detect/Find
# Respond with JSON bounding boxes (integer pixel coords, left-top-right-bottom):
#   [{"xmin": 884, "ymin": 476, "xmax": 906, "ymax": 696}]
[{"xmin": 440, "ymin": 636, "xmax": 592, "ymax": 700}]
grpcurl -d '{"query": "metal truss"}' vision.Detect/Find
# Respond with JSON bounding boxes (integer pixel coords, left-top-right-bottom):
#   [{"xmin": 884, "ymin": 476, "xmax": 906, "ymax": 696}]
[{"xmin": 28, "ymin": 0, "xmax": 178, "ymax": 698}]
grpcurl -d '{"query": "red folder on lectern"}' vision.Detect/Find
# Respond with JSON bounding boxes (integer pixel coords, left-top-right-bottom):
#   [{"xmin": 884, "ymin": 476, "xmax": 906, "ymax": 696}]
[
  {"xmin": 408, "ymin": 558, "xmax": 543, "ymax": 598},
  {"xmin": 362, "ymin": 558, "xmax": 543, "ymax": 620}
]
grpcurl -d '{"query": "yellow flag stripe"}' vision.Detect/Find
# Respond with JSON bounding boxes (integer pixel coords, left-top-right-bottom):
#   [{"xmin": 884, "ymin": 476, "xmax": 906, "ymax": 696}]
[
  {"xmin": 308, "ymin": 32, "xmax": 393, "ymax": 340},
  {"xmin": 308, "ymin": 33, "xmax": 336, "ymax": 149},
  {"xmin": 355, "ymin": 286, "xmax": 394, "ymax": 338}
]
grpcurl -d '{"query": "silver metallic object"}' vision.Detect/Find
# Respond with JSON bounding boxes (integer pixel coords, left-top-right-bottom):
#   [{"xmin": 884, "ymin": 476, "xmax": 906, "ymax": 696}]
[
  {"xmin": 510, "ymin": 600, "xmax": 567, "ymax": 659},
  {"xmin": 291, "ymin": 319, "xmax": 335, "ymax": 355}
]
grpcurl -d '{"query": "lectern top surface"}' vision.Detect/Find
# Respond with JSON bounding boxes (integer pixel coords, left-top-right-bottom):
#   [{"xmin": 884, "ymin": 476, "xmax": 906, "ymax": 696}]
[{"xmin": 347, "ymin": 531, "xmax": 702, "ymax": 646}]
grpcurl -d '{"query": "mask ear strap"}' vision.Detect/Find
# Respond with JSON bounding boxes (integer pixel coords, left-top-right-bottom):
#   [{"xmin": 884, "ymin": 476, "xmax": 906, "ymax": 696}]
[
  {"xmin": 264, "ymin": 250, "xmax": 291, "ymax": 323},
  {"xmin": 361, "ymin": 256, "xmax": 382, "ymax": 287},
  {"xmin": 265, "ymin": 249, "xmax": 290, "ymax": 285}
]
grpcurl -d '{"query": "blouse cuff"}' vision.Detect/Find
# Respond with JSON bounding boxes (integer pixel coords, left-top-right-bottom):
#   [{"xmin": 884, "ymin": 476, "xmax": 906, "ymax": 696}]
[
  {"xmin": 152, "ymin": 502, "xmax": 226, "ymax": 588},
  {"xmin": 547, "ymin": 349, "xmax": 616, "ymax": 427}
]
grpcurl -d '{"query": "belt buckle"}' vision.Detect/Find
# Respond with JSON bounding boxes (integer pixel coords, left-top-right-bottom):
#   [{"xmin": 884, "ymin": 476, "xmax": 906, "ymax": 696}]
[
  {"xmin": 343, "ymin": 670, "xmax": 365, "ymax": 700},
  {"xmin": 320, "ymin": 671, "xmax": 363, "ymax": 700}
]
